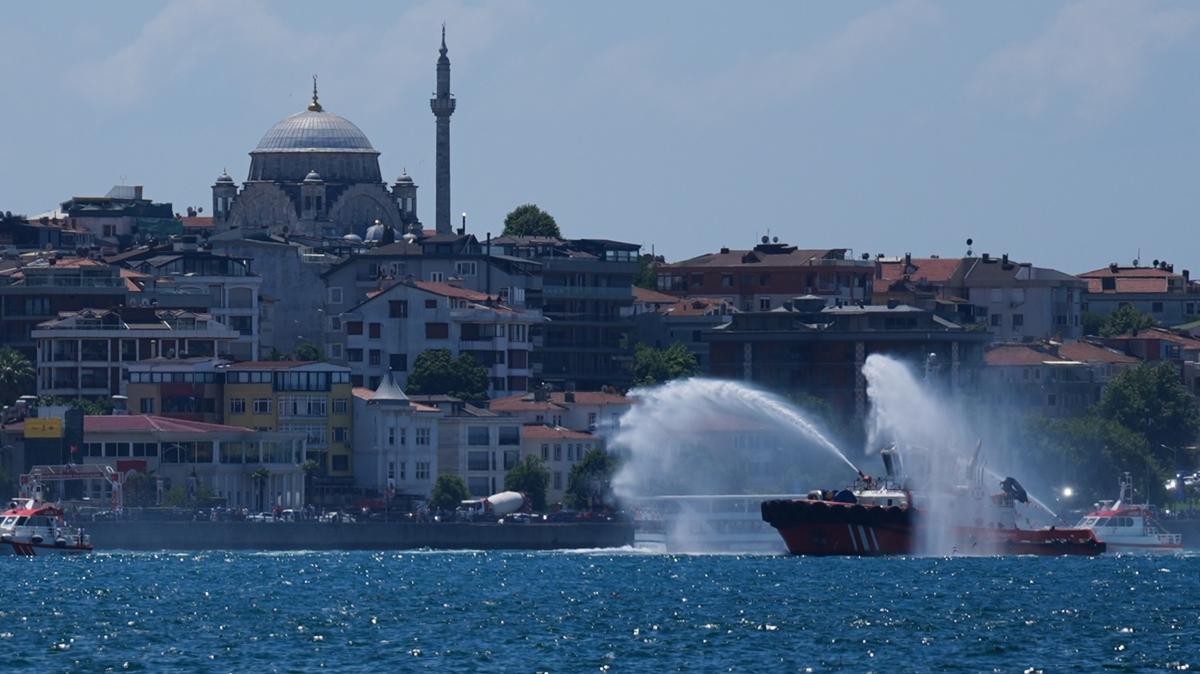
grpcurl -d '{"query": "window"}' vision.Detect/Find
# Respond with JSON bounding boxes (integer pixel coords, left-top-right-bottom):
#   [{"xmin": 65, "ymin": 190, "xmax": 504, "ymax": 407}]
[
  {"xmin": 388, "ymin": 427, "xmax": 396, "ymax": 446},
  {"xmin": 369, "ymin": 350, "xmax": 381, "ymax": 366},
  {"xmin": 253, "ymin": 398, "xmax": 272, "ymax": 414},
  {"xmin": 388, "ymin": 461, "xmax": 396, "ymax": 480},
  {"xmin": 429, "ymin": 272, "xmax": 445, "ymax": 283},
  {"xmin": 467, "ymin": 426, "xmax": 490, "ymax": 446},
  {"xmin": 554, "ymin": 472, "xmax": 562, "ymax": 490},
  {"xmin": 389, "ymin": 301, "xmax": 408, "ymax": 318},
  {"xmin": 467, "ymin": 477, "xmax": 489, "ymax": 496},
  {"xmin": 468, "ymin": 451, "xmax": 490, "ymax": 471},
  {"xmin": 588, "ymin": 413, "xmax": 597, "ymax": 429},
  {"xmin": 328, "ymin": 287, "xmax": 343, "ymax": 305},
  {"xmin": 346, "ymin": 321, "xmax": 363, "ymax": 336},
  {"xmin": 455, "ymin": 261, "xmax": 478, "ymax": 276},
  {"xmin": 399, "ymin": 428, "xmax": 407, "ymax": 446},
  {"xmin": 415, "ymin": 427, "xmax": 430, "ymax": 445},
  {"xmin": 332, "ymin": 455, "xmax": 349, "ymax": 471},
  {"xmin": 398, "ymin": 462, "xmax": 406, "ymax": 480},
  {"xmin": 759, "ymin": 298, "xmax": 771, "ymax": 311},
  {"xmin": 1152, "ymin": 301, "xmax": 1164, "ymax": 313},
  {"xmin": 347, "ymin": 348, "xmax": 363, "ymax": 362},
  {"xmin": 327, "ymin": 343, "xmax": 343, "ymax": 359},
  {"xmin": 721, "ymin": 274, "xmax": 734, "ymax": 288},
  {"xmin": 416, "ymin": 462, "xmax": 430, "ymax": 480},
  {"xmin": 554, "ymin": 444, "xmax": 562, "ymax": 461},
  {"xmin": 139, "ymin": 398, "xmax": 154, "ymax": 414},
  {"xmin": 425, "ymin": 322, "xmax": 449, "ymax": 339},
  {"xmin": 229, "ymin": 398, "xmax": 246, "ymax": 414},
  {"xmin": 498, "ymin": 426, "xmax": 520, "ymax": 446},
  {"xmin": 389, "ymin": 353, "xmax": 408, "ymax": 371},
  {"xmin": 332, "ymin": 427, "xmax": 348, "ymax": 443},
  {"xmin": 1012, "ymin": 314, "xmax": 1024, "ymax": 329},
  {"xmin": 329, "ymin": 316, "xmax": 342, "ymax": 332},
  {"xmin": 990, "ymin": 314, "xmax": 1001, "ymax": 327},
  {"xmin": 369, "ymin": 323, "xmax": 381, "ymax": 339},
  {"xmin": 333, "ymin": 398, "xmax": 348, "ymax": 414},
  {"xmin": 1101, "ymin": 277, "xmax": 1116, "ymax": 291},
  {"xmin": 503, "ymin": 450, "xmax": 520, "ymax": 470},
  {"xmin": 541, "ymin": 444, "xmax": 550, "ymax": 461},
  {"xmin": 425, "ymin": 299, "xmax": 438, "ymax": 309}
]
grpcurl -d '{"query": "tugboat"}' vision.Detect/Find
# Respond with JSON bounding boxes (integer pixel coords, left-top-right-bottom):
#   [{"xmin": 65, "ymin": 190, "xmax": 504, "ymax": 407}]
[
  {"xmin": 761, "ymin": 446, "xmax": 1105, "ymax": 556},
  {"xmin": 0, "ymin": 499, "xmax": 93, "ymax": 556},
  {"xmin": 1074, "ymin": 473, "xmax": 1183, "ymax": 553}
]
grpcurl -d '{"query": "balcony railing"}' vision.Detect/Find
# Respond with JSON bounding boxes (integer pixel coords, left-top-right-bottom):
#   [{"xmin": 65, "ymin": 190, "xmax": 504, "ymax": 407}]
[{"xmin": 542, "ymin": 285, "xmax": 631, "ymax": 299}]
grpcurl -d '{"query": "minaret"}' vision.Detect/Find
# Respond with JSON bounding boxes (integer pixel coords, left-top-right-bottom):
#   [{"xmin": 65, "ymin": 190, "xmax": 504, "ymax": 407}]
[{"xmin": 430, "ymin": 25, "xmax": 456, "ymax": 235}]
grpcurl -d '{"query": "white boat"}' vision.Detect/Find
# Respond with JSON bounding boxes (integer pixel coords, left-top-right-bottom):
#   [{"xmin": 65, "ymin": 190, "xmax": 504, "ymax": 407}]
[
  {"xmin": 632, "ymin": 494, "xmax": 806, "ymax": 553},
  {"xmin": 1074, "ymin": 473, "xmax": 1183, "ymax": 553},
  {"xmin": 0, "ymin": 499, "xmax": 93, "ymax": 556}
]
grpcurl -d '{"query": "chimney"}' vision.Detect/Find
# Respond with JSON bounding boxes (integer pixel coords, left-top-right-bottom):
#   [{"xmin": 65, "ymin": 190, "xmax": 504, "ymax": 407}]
[
  {"xmin": 564, "ymin": 391, "xmax": 575, "ymax": 403},
  {"xmin": 1185, "ymin": 269, "xmax": 1191, "ymax": 282},
  {"xmin": 133, "ymin": 186, "xmax": 143, "ymax": 200},
  {"xmin": 719, "ymin": 247, "xmax": 730, "ymax": 254},
  {"xmin": 533, "ymin": 387, "xmax": 549, "ymax": 402},
  {"xmin": 982, "ymin": 253, "xmax": 990, "ymax": 262}
]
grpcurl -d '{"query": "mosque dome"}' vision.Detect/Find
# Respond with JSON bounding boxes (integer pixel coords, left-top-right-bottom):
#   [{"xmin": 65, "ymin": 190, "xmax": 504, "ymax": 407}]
[
  {"xmin": 395, "ymin": 172, "xmax": 414, "ymax": 184},
  {"xmin": 215, "ymin": 171, "xmax": 234, "ymax": 184},
  {"xmin": 303, "ymin": 169, "xmax": 324, "ymax": 183},
  {"xmin": 342, "ymin": 233, "xmax": 363, "ymax": 243},
  {"xmin": 253, "ymin": 110, "xmax": 376, "ymax": 154},
  {"xmin": 364, "ymin": 219, "xmax": 388, "ymax": 242}
]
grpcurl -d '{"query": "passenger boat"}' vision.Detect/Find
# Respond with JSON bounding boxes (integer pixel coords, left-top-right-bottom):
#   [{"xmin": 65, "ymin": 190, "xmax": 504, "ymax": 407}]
[
  {"xmin": 761, "ymin": 446, "xmax": 1105, "ymax": 556},
  {"xmin": 0, "ymin": 499, "xmax": 93, "ymax": 556},
  {"xmin": 1074, "ymin": 473, "xmax": 1183, "ymax": 553}
]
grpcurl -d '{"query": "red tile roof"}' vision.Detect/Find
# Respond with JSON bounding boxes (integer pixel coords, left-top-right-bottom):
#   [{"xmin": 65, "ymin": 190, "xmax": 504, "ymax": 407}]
[
  {"xmin": 985, "ymin": 345, "xmax": 1050, "ymax": 366},
  {"xmin": 180, "ymin": 216, "xmax": 214, "ymax": 229},
  {"xmin": 84, "ymin": 415, "xmax": 252, "ymax": 434},
  {"xmin": 633, "ymin": 287, "xmax": 680, "ymax": 304},
  {"xmin": 413, "ymin": 281, "xmax": 492, "ymax": 302},
  {"xmin": 1056, "ymin": 341, "xmax": 1139, "ymax": 364},
  {"xmin": 489, "ymin": 391, "xmax": 629, "ymax": 412},
  {"xmin": 224, "ymin": 360, "xmax": 320, "ymax": 370},
  {"xmin": 352, "ymin": 387, "xmax": 440, "ymax": 412},
  {"xmin": 668, "ymin": 247, "xmax": 846, "ymax": 269},
  {"xmin": 521, "ymin": 424, "xmax": 594, "ymax": 440},
  {"xmin": 1078, "ymin": 266, "xmax": 1185, "ymax": 294},
  {"xmin": 1107, "ymin": 327, "xmax": 1200, "ymax": 349},
  {"xmin": 878, "ymin": 258, "xmax": 962, "ymax": 284},
  {"xmin": 663, "ymin": 297, "xmax": 737, "ymax": 317}
]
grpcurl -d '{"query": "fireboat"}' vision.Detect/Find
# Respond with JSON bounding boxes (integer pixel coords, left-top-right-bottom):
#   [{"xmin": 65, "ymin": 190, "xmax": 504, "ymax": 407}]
[{"xmin": 761, "ymin": 445, "xmax": 1105, "ymax": 556}]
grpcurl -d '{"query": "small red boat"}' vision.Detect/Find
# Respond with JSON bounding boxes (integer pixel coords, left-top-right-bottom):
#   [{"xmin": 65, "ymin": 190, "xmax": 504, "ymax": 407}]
[
  {"xmin": 0, "ymin": 500, "xmax": 93, "ymax": 556},
  {"xmin": 1074, "ymin": 473, "xmax": 1183, "ymax": 553},
  {"xmin": 761, "ymin": 447, "xmax": 1105, "ymax": 556}
]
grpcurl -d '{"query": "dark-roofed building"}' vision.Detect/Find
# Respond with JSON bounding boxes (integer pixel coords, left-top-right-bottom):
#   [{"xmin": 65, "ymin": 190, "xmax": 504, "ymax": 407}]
[
  {"xmin": 706, "ymin": 297, "xmax": 990, "ymax": 421},
  {"xmin": 58, "ymin": 185, "xmax": 180, "ymax": 249},
  {"xmin": 657, "ymin": 240, "xmax": 875, "ymax": 311},
  {"xmin": 626, "ymin": 288, "xmax": 738, "ymax": 371},
  {"xmin": 1079, "ymin": 263, "xmax": 1200, "ymax": 328}
]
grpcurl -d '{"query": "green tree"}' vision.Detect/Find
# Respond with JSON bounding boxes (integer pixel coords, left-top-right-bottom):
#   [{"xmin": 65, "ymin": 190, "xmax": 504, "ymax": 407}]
[
  {"xmin": 251, "ymin": 467, "xmax": 271, "ymax": 512},
  {"xmin": 1081, "ymin": 312, "xmax": 1106, "ymax": 337},
  {"xmin": 1096, "ymin": 363, "xmax": 1200, "ymax": 465},
  {"xmin": 1021, "ymin": 416, "xmax": 1163, "ymax": 504},
  {"xmin": 405, "ymin": 349, "xmax": 490, "ymax": 400},
  {"xmin": 632, "ymin": 342, "xmax": 699, "ymax": 387},
  {"xmin": 295, "ymin": 341, "xmax": 322, "ymax": 361},
  {"xmin": 634, "ymin": 254, "xmax": 662, "ymax": 290},
  {"xmin": 0, "ymin": 347, "xmax": 35, "ymax": 407},
  {"xmin": 505, "ymin": 455, "xmax": 550, "ymax": 511},
  {"xmin": 429, "ymin": 474, "xmax": 470, "ymax": 510},
  {"xmin": 301, "ymin": 459, "xmax": 321, "ymax": 506},
  {"xmin": 502, "ymin": 203, "xmax": 561, "ymax": 238},
  {"xmin": 1099, "ymin": 304, "xmax": 1156, "ymax": 337},
  {"xmin": 566, "ymin": 448, "xmax": 618, "ymax": 510}
]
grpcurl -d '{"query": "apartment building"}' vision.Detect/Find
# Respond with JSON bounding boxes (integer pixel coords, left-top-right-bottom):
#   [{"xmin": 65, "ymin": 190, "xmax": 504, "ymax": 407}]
[
  {"xmin": 409, "ymin": 395, "xmax": 523, "ymax": 498},
  {"xmin": 126, "ymin": 357, "xmax": 228, "ymax": 423},
  {"xmin": 351, "ymin": 376, "xmax": 443, "ymax": 503},
  {"xmin": 520, "ymin": 424, "xmax": 601, "ymax": 505},
  {"xmin": 1079, "ymin": 263, "xmax": 1200, "ymax": 328},
  {"xmin": 0, "ymin": 257, "xmax": 128, "ymax": 360}
]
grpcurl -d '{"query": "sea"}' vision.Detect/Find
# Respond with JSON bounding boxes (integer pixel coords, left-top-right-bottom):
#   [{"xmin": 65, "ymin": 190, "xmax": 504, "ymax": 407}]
[{"xmin": 3, "ymin": 550, "xmax": 1197, "ymax": 673}]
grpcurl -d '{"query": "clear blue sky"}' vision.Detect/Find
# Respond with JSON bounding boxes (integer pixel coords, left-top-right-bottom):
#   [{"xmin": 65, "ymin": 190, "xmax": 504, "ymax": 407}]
[{"xmin": 2, "ymin": 1, "xmax": 1197, "ymax": 273}]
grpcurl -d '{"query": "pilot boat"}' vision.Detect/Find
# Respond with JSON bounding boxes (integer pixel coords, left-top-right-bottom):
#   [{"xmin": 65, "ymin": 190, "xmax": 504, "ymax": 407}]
[
  {"xmin": 1075, "ymin": 473, "xmax": 1183, "ymax": 553},
  {"xmin": 0, "ymin": 499, "xmax": 93, "ymax": 556}
]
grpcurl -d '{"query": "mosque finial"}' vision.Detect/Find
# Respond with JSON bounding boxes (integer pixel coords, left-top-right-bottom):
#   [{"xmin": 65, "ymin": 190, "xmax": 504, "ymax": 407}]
[
  {"xmin": 308, "ymin": 74, "xmax": 323, "ymax": 112},
  {"xmin": 440, "ymin": 23, "xmax": 447, "ymax": 55}
]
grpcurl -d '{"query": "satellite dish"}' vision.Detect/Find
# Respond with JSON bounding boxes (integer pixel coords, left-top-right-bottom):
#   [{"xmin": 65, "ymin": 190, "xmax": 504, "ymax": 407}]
[
  {"xmin": 966, "ymin": 238, "xmax": 973, "ymax": 246},
  {"xmin": 761, "ymin": 235, "xmax": 770, "ymax": 244}
]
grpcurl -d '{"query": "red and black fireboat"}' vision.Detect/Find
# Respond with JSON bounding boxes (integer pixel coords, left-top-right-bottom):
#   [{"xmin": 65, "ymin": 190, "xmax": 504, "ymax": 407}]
[{"xmin": 761, "ymin": 446, "xmax": 1104, "ymax": 556}]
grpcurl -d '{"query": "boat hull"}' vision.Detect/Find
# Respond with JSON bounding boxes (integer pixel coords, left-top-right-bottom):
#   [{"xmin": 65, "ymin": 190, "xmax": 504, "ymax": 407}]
[
  {"xmin": 0, "ymin": 541, "xmax": 92, "ymax": 556},
  {"xmin": 762, "ymin": 499, "xmax": 1105, "ymax": 556}
]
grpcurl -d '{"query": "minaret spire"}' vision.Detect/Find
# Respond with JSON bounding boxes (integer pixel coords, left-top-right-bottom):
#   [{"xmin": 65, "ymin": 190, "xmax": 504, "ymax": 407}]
[
  {"xmin": 431, "ymin": 25, "xmax": 456, "ymax": 234},
  {"xmin": 308, "ymin": 74, "xmax": 323, "ymax": 112}
]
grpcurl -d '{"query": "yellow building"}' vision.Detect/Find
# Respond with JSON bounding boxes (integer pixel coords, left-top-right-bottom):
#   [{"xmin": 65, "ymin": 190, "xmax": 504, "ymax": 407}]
[{"xmin": 221, "ymin": 361, "xmax": 354, "ymax": 480}]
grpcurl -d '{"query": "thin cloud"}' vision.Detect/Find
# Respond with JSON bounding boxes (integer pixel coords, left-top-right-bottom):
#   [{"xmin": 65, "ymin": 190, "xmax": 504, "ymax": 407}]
[{"xmin": 970, "ymin": 0, "xmax": 1200, "ymax": 121}]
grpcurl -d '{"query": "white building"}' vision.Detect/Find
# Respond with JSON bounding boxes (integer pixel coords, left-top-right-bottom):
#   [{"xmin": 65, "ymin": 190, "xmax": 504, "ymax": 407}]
[
  {"xmin": 488, "ymin": 390, "xmax": 631, "ymax": 433},
  {"xmin": 520, "ymin": 424, "xmax": 601, "ymax": 505},
  {"xmin": 409, "ymin": 395, "xmax": 524, "ymax": 499},
  {"xmin": 351, "ymin": 375, "xmax": 443, "ymax": 503},
  {"xmin": 335, "ymin": 280, "xmax": 541, "ymax": 397}
]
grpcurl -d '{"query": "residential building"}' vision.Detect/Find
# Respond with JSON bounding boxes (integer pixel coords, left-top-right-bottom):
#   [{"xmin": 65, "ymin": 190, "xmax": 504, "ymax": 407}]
[
  {"xmin": 658, "ymin": 241, "xmax": 875, "ymax": 311},
  {"xmin": 1079, "ymin": 263, "xmax": 1200, "ymax": 327},
  {"xmin": 77, "ymin": 414, "xmax": 306, "ymax": 510},
  {"xmin": 489, "ymin": 389, "xmax": 632, "ymax": 433},
  {"xmin": 627, "ymin": 288, "xmax": 737, "ymax": 371},
  {"xmin": 982, "ymin": 341, "xmax": 1139, "ymax": 417},
  {"xmin": 705, "ymin": 297, "xmax": 990, "ymax": 420},
  {"xmin": 410, "ymin": 395, "xmax": 522, "ymax": 498},
  {"xmin": 58, "ymin": 185, "xmax": 181, "ymax": 249},
  {"xmin": 494, "ymin": 236, "xmax": 641, "ymax": 390},
  {"xmin": 111, "ymin": 238, "xmax": 263, "ymax": 360},
  {"xmin": 126, "ymin": 358, "xmax": 228, "ymax": 423},
  {"xmin": 32, "ymin": 308, "xmax": 239, "ymax": 399},
  {"xmin": 0, "ymin": 214, "xmax": 94, "ymax": 252},
  {"xmin": 351, "ymin": 376, "xmax": 443, "ymax": 504},
  {"xmin": 520, "ymin": 425, "xmax": 601, "ymax": 504},
  {"xmin": 0, "ymin": 257, "xmax": 128, "ymax": 360},
  {"xmin": 221, "ymin": 361, "xmax": 353, "ymax": 490},
  {"xmin": 336, "ymin": 279, "xmax": 539, "ymax": 396}
]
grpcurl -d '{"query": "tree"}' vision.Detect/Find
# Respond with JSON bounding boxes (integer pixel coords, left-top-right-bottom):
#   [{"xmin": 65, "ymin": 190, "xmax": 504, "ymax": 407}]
[
  {"xmin": 632, "ymin": 342, "xmax": 699, "ymax": 387},
  {"xmin": 429, "ymin": 474, "xmax": 469, "ymax": 511},
  {"xmin": 634, "ymin": 254, "xmax": 662, "ymax": 290},
  {"xmin": 1097, "ymin": 363, "xmax": 1200, "ymax": 465},
  {"xmin": 0, "ymin": 348, "xmax": 34, "ymax": 407},
  {"xmin": 1020, "ymin": 416, "xmax": 1163, "ymax": 504},
  {"xmin": 502, "ymin": 203, "xmax": 560, "ymax": 238},
  {"xmin": 1099, "ymin": 304, "xmax": 1156, "ymax": 338},
  {"xmin": 251, "ymin": 468, "xmax": 271, "ymax": 512},
  {"xmin": 566, "ymin": 448, "xmax": 617, "ymax": 510},
  {"xmin": 301, "ymin": 460, "xmax": 321, "ymax": 506},
  {"xmin": 295, "ymin": 341, "xmax": 322, "ymax": 361},
  {"xmin": 505, "ymin": 455, "xmax": 550, "ymax": 511},
  {"xmin": 405, "ymin": 349, "xmax": 490, "ymax": 400},
  {"xmin": 1081, "ymin": 312, "xmax": 1106, "ymax": 337}
]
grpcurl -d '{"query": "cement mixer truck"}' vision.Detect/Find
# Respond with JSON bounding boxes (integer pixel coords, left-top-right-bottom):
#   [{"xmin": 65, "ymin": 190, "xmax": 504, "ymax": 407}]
[{"xmin": 458, "ymin": 491, "xmax": 528, "ymax": 521}]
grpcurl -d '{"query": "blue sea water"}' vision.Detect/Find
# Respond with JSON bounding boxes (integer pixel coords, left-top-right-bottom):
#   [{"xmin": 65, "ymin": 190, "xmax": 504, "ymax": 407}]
[{"xmin": 1, "ymin": 550, "xmax": 1197, "ymax": 673}]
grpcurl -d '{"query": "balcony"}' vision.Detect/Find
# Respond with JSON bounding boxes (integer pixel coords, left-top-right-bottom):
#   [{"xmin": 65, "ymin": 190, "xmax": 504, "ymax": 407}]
[{"xmin": 542, "ymin": 285, "xmax": 631, "ymax": 300}]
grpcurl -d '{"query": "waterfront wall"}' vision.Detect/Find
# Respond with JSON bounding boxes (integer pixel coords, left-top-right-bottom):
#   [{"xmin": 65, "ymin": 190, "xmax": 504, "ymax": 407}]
[{"xmin": 84, "ymin": 521, "xmax": 634, "ymax": 551}]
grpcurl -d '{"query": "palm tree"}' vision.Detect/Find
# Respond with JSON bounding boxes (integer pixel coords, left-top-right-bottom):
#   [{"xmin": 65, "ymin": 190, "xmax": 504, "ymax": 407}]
[
  {"xmin": 300, "ymin": 460, "xmax": 320, "ymax": 507},
  {"xmin": 0, "ymin": 348, "xmax": 35, "ymax": 407},
  {"xmin": 250, "ymin": 468, "xmax": 270, "ymax": 512}
]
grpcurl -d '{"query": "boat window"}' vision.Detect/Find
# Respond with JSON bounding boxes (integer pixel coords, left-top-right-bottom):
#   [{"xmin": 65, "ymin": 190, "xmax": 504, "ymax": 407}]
[
  {"xmin": 0, "ymin": 517, "xmax": 13, "ymax": 526},
  {"xmin": 15, "ymin": 517, "xmax": 27, "ymax": 525},
  {"xmin": 1094, "ymin": 517, "xmax": 1110, "ymax": 527}
]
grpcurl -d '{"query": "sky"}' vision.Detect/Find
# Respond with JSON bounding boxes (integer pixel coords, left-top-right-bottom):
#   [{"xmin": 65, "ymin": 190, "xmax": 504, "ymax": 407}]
[{"xmin": 1, "ymin": 0, "xmax": 1198, "ymax": 273}]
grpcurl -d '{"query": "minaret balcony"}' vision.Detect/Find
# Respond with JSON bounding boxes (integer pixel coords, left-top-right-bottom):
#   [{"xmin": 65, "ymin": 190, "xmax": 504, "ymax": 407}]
[{"xmin": 430, "ymin": 97, "xmax": 456, "ymax": 116}]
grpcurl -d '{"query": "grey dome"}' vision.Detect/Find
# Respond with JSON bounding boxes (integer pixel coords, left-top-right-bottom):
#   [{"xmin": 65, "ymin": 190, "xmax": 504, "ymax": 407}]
[
  {"xmin": 253, "ymin": 110, "xmax": 376, "ymax": 153},
  {"xmin": 215, "ymin": 171, "xmax": 234, "ymax": 184},
  {"xmin": 364, "ymin": 221, "xmax": 387, "ymax": 242},
  {"xmin": 303, "ymin": 169, "xmax": 323, "ymax": 183},
  {"xmin": 395, "ymin": 172, "xmax": 413, "ymax": 184}
]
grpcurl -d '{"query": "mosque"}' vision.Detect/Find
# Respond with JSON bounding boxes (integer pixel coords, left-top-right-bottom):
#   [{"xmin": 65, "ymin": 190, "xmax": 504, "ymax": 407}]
[{"xmin": 210, "ymin": 29, "xmax": 457, "ymax": 241}]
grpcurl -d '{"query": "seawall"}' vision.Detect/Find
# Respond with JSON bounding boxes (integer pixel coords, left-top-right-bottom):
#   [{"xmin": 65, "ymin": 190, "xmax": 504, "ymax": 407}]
[{"xmin": 83, "ymin": 521, "xmax": 634, "ymax": 551}]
